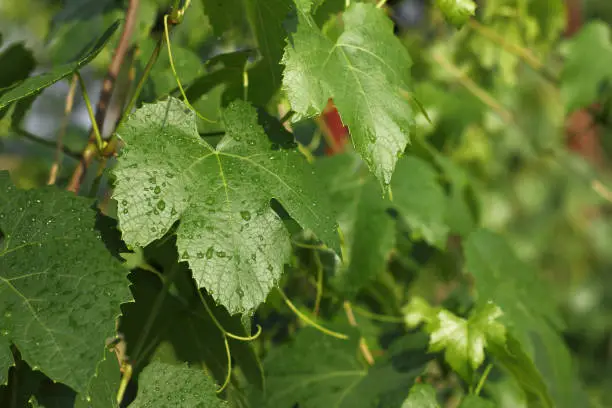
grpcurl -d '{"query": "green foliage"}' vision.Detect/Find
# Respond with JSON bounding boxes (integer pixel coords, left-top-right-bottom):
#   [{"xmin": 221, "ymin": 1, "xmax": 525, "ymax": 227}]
[
  {"xmin": 0, "ymin": 0, "xmax": 609, "ymax": 406},
  {"xmin": 0, "ymin": 172, "xmax": 130, "ymax": 392}
]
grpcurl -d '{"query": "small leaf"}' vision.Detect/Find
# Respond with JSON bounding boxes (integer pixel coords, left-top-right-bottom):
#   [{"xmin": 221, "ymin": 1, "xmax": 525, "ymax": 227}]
[
  {"xmin": 0, "ymin": 20, "xmax": 119, "ymax": 110},
  {"xmin": 130, "ymin": 361, "xmax": 228, "ymax": 408},
  {"xmin": 283, "ymin": 2, "xmax": 414, "ymax": 186},
  {"xmin": 561, "ymin": 22, "xmax": 612, "ymax": 112},
  {"xmin": 426, "ymin": 302, "xmax": 505, "ymax": 380},
  {"xmin": 435, "ymin": 0, "xmax": 477, "ymax": 27},
  {"xmin": 0, "ymin": 172, "xmax": 130, "ymax": 392},
  {"xmin": 402, "ymin": 384, "xmax": 440, "ymax": 408},
  {"xmin": 113, "ymin": 98, "xmax": 339, "ymax": 314},
  {"xmin": 402, "ymin": 296, "xmax": 439, "ymax": 328}
]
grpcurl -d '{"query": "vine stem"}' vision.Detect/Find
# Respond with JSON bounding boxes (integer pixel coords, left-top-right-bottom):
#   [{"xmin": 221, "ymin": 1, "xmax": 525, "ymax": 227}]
[
  {"xmin": 313, "ymin": 251, "xmax": 323, "ymax": 315},
  {"xmin": 278, "ymin": 288, "xmax": 349, "ymax": 340},
  {"xmin": 13, "ymin": 128, "xmax": 81, "ymax": 159},
  {"xmin": 375, "ymin": 0, "xmax": 387, "ymax": 8},
  {"xmin": 48, "ymin": 74, "xmax": 78, "ymax": 185},
  {"xmin": 67, "ymin": 0, "xmax": 140, "ymax": 193},
  {"xmin": 351, "ymin": 305, "xmax": 405, "ymax": 323},
  {"xmin": 343, "ymin": 301, "xmax": 375, "ymax": 365},
  {"xmin": 432, "ymin": 51, "xmax": 514, "ymax": 124}
]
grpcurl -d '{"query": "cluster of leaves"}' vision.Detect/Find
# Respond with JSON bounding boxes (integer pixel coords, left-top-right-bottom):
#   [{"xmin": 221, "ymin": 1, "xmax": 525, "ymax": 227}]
[{"xmin": 2, "ymin": 0, "xmax": 612, "ymax": 406}]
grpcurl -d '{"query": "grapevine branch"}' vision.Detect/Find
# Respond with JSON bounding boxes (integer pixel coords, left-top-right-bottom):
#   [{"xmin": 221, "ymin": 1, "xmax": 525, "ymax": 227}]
[
  {"xmin": 67, "ymin": 0, "xmax": 140, "ymax": 193},
  {"xmin": 48, "ymin": 74, "xmax": 78, "ymax": 185}
]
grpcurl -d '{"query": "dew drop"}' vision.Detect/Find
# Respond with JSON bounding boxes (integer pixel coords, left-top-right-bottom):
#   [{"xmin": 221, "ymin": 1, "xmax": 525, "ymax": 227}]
[
  {"xmin": 154, "ymin": 186, "xmax": 162, "ymax": 194},
  {"xmin": 206, "ymin": 246, "xmax": 214, "ymax": 259},
  {"xmin": 236, "ymin": 287, "xmax": 244, "ymax": 298},
  {"xmin": 240, "ymin": 211, "xmax": 251, "ymax": 221},
  {"xmin": 216, "ymin": 251, "xmax": 226, "ymax": 258},
  {"xmin": 157, "ymin": 200, "xmax": 166, "ymax": 211},
  {"xmin": 197, "ymin": 251, "xmax": 204, "ymax": 259},
  {"xmin": 181, "ymin": 251, "xmax": 190, "ymax": 260}
]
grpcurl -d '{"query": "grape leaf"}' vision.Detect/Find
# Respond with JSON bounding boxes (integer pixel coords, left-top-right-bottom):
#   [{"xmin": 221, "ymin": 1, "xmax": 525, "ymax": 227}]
[
  {"xmin": 201, "ymin": 0, "xmax": 246, "ymax": 36},
  {"xmin": 112, "ymin": 97, "xmax": 339, "ymax": 314},
  {"xmin": 435, "ymin": 0, "xmax": 477, "ymax": 27},
  {"xmin": 283, "ymin": 2, "xmax": 414, "ymax": 186},
  {"xmin": 0, "ymin": 20, "xmax": 119, "ymax": 110},
  {"xmin": 0, "ymin": 172, "xmax": 130, "ymax": 392},
  {"xmin": 561, "ymin": 22, "xmax": 612, "ymax": 113},
  {"xmin": 263, "ymin": 328, "xmax": 430, "ymax": 408},
  {"xmin": 130, "ymin": 361, "xmax": 228, "ymax": 408},
  {"xmin": 402, "ymin": 384, "xmax": 440, "ymax": 408}
]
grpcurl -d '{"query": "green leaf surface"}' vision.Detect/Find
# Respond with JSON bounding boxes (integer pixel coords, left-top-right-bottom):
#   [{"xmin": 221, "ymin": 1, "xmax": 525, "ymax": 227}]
[
  {"xmin": 0, "ymin": 172, "xmax": 130, "ymax": 392},
  {"xmin": 113, "ymin": 97, "xmax": 338, "ymax": 314},
  {"xmin": 75, "ymin": 349, "xmax": 120, "ymax": 408},
  {"xmin": 263, "ymin": 328, "xmax": 430, "ymax": 408},
  {"xmin": 561, "ymin": 21, "xmax": 612, "ymax": 112},
  {"xmin": 130, "ymin": 361, "xmax": 228, "ymax": 408},
  {"xmin": 402, "ymin": 383, "xmax": 440, "ymax": 408},
  {"xmin": 435, "ymin": 0, "xmax": 477, "ymax": 27},
  {"xmin": 0, "ymin": 20, "xmax": 119, "ymax": 110},
  {"xmin": 201, "ymin": 0, "xmax": 246, "ymax": 36},
  {"xmin": 283, "ymin": 2, "xmax": 414, "ymax": 185}
]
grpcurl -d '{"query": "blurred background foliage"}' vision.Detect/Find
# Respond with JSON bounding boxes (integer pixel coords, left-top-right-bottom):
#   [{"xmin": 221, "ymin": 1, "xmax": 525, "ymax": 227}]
[{"xmin": 2, "ymin": 0, "xmax": 612, "ymax": 406}]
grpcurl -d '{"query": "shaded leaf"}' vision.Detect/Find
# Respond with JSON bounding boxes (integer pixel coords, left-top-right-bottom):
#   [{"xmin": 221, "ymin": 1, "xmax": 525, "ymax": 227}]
[
  {"xmin": 75, "ymin": 349, "xmax": 121, "ymax": 408},
  {"xmin": 113, "ymin": 97, "xmax": 338, "ymax": 314},
  {"xmin": 130, "ymin": 361, "xmax": 228, "ymax": 408},
  {"xmin": 561, "ymin": 22, "xmax": 612, "ymax": 112},
  {"xmin": 283, "ymin": 2, "xmax": 414, "ymax": 186},
  {"xmin": 0, "ymin": 172, "xmax": 130, "ymax": 392},
  {"xmin": 0, "ymin": 20, "xmax": 120, "ymax": 110},
  {"xmin": 458, "ymin": 395, "xmax": 495, "ymax": 408},
  {"xmin": 263, "ymin": 328, "xmax": 430, "ymax": 408}
]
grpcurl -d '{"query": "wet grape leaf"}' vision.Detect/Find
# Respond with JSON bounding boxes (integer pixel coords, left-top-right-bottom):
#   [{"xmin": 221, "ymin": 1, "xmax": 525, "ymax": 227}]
[
  {"xmin": 112, "ymin": 97, "xmax": 339, "ymax": 314},
  {"xmin": 0, "ymin": 172, "xmax": 130, "ymax": 392}
]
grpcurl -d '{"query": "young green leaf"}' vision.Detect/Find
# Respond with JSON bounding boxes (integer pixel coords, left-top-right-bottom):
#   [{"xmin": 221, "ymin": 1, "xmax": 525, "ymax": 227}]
[
  {"xmin": 458, "ymin": 395, "xmax": 495, "ymax": 408},
  {"xmin": 416, "ymin": 302, "xmax": 505, "ymax": 381},
  {"xmin": 283, "ymin": 2, "xmax": 414, "ymax": 186},
  {"xmin": 561, "ymin": 22, "xmax": 612, "ymax": 112},
  {"xmin": 435, "ymin": 0, "xmax": 477, "ymax": 27},
  {"xmin": 112, "ymin": 97, "xmax": 339, "ymax": 314},
  {"xmin": 0, "ymin": 20, "xmax": 119, "ymax": 110},
  {"xmin": 402, "ymin": 383, "xmax": 440, "ymax": 408},
  {"xmin": 0, "ymin": 172, "xmax": 130, "ymax": 393},
  {"xmin": 129, "ymin": 361, "xmax": 228, "ymax": 407},
  {"xmin": 262, "ymin": 328, "xmax": 430, "ymax": 408}
]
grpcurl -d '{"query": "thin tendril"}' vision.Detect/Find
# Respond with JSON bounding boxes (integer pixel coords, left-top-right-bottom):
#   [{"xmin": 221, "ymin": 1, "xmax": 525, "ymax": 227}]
[
  {"xmin": 76, "ymin": 72, "xmax": 104, "ymax": 152},
  {"xmin": 277, "ymin": 288, "xmax": 348, "ymax": 340},
  {"xmin": 163, "ymin": 14, "xmax": 216, "ymax": 123},
  {"xmin": 195, "ymin": 286, "xmax": 261, "ymax": 341},
  {"xmin": 351, "ymin": 305, "xmax": 405, "ymax": 323},
  {"xmin": 474, "ymin": 363, "xmax": 493, "ymax": 396},
  {"xmin": 216, "ymin": 336, "xmax": 232, "ymax": 394},
  {"xmin": 313, "ymin": 251, "xmax": 323, "ymax": 315}
]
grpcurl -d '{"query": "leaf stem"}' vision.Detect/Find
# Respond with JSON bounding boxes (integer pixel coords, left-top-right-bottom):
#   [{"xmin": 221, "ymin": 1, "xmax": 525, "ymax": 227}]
[
  {"xmin": 351, "ymin": 305, "xmax": 405, "ymax": 323},
  {"xmin": 280, "ymin": 110, "xmax": 295, "ymax": 124},
  {"xmin": 313, "ymin": 251, "xmax": 323, "ymax": 315},
  {"xmin": 12, "ymin": 128, "xmax": 81, "ymax": 159},
  {"xmin": 376, "ymin": 0, "xmax": 387, "ymax": 8},
  {"xmin": 474, "ymin": 363, "xmax": 493, "ymax": 396},
  {"xmin": 277, "ymin": 288, "xmax": 348, "ymax": 340},
  {"xmin": 76, "ymin": 72, "xmax": 104, "ymax": 152}
]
